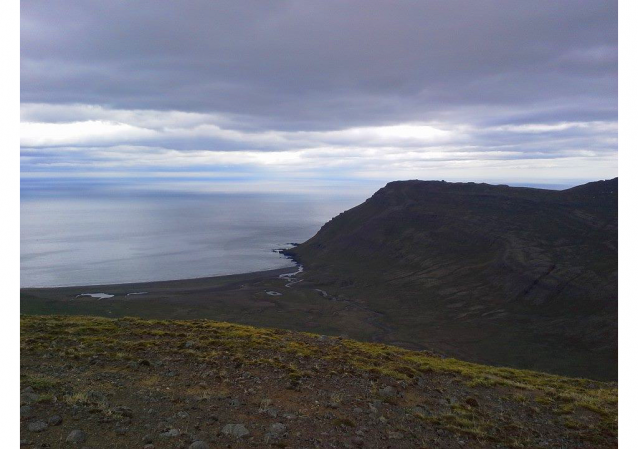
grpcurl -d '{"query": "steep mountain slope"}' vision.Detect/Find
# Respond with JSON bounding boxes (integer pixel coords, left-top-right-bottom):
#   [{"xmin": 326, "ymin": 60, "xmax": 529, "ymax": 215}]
[
  {"xmin": 21, "ymin": 315, "xmax": 617, "ymax": 448},
  {"xmin": 286, "ymin": 179, "xmax": 618, "ymax": 380}
]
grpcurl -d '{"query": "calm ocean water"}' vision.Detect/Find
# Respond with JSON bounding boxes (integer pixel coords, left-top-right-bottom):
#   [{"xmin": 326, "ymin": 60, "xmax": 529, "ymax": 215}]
[{"xmin": 20, "ymin": 180, "xmax": 370, "ymax": 287}]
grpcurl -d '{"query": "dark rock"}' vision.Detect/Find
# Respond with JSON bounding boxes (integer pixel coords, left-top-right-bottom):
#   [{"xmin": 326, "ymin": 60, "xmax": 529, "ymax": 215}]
[
  {"xmin": 221, "ymin": 424, "xmax": 249, "ymax": 438},
  {"xmin": 86, "ymin": 390, "xmax": 107, "ymax": 403},
  {"xmin": 378, "ymin": 386, "xmax": 396, "ymax": 398},
  {"xmin": 21, "ymin": 391, "xmax": 40, "ymax": 403},
  {"xmin": 20, "ymin": 405, "xmax": 33, "ymax": 418},
  {"xmin": 27, "ymin": 421, "xmax": 48, "ymax": 432},
  {"xmin": 112, "ymin": 406, "xmax": 133, "ymax": 417},
  {"xmin": 388, "ymin": 431, "xmax": 403, "ymax": 439},
  {"xmin": 48, "ymin": 415, "xmax": 63, "ymax": 426},
  {"xmin": 270, "ymin": 422, "xmax": 286, "ymax": 435},
  {"xmin": 466, "ymin": 397, "xmax": 479, "ymax": 408},
  {"xmin": 189, "ymin": 442, "xmax": 210, "ymax": 449},
  {"xmin": 160, "ymin": 428, "xmax": 180, "ymax": 438},
  {"xmin": 66, "ymin": 429, "xmax": 87, "ymax": 444}
]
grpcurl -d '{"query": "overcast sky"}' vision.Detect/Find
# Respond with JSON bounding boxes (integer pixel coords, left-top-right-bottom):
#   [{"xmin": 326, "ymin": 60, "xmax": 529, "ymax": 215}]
[{"xmin": 20, "ymin": 0, "xmax": 617, "ymax": 189}]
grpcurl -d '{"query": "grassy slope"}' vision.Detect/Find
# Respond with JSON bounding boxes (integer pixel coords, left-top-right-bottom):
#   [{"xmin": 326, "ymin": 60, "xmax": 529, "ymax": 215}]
[
  {"xmin": 21, "ymin": 315, "xmax": 617, "ymax": 448},
  {"xmin": 286, "ymin": 179, "xmax": 618, "ymax": 380}
]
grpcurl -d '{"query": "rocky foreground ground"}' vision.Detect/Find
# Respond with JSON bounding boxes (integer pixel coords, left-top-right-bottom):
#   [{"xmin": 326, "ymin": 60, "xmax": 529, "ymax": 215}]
[{"xmin": 20, "ymin": 315, "xmax": 617, "ymax": 448}]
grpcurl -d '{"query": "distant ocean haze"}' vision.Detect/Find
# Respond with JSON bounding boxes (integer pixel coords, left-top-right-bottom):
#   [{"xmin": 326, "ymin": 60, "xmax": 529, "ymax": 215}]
[{"xmin": 20, "ymin": 181, "xmax": 368, "ymax": 287}]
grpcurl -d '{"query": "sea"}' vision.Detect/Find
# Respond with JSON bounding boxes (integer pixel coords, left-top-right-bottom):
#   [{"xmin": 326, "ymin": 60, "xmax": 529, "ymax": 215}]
[{"xmin": 20, "ymin": 178, "xmax": 372, "ymax": 287}]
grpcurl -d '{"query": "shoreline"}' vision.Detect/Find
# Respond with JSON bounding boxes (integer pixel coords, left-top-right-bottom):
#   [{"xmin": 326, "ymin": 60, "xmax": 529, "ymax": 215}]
[
  {"xmin": 20, "ymin": 266, "xmax": 296, "ymax": 294},
  {"xmin": 22, "ymin": 245, "xmax": 303, "ymax": 291}
]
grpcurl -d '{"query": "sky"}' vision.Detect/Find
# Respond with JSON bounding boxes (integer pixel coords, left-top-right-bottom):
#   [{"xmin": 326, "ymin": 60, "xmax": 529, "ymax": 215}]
[{"xmin": 20, "ymin": 0, "xmax": 618, "ymax": 191}]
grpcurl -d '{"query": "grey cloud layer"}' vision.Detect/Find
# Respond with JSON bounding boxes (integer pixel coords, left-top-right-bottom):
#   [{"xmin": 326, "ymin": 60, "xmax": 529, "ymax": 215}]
[
  {"xmin": 22, "ymin": 0, "xmax": 617, "ymax": 129},
  {"xmin": 21, "ymin": 1, "xmax": 617, "ymax": 183}
]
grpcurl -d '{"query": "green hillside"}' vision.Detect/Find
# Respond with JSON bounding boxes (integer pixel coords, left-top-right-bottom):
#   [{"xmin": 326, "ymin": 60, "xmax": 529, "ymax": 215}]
[{"xmin": 285, "ymin": 179, "xmax": 618, "ymax": 380}]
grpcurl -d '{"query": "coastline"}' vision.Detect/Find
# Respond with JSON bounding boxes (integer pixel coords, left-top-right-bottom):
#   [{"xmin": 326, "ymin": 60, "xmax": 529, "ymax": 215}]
[
  {"xmin": 20, "ymin": 266, "xmax": 295, "ymax": 295},
  {"xmin": 22, "ymin": 244, "xmax": 303, "ymax": 291}
]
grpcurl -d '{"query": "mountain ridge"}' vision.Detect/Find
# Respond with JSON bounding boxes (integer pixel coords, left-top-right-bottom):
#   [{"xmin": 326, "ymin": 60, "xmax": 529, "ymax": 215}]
[{"xmin": 285, "ymin": 178, "xmax": 618, "ymax": 380}]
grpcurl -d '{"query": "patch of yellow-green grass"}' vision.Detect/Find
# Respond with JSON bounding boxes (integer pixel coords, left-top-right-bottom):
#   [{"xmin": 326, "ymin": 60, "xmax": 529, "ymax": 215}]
[
  {"xmin": 36, "ymin": 393, "xmax": 56, "ymax": 403},
  {"xmin": 137, "ymin": 375, "xmax": 162, "ymax": 388},
  {"xmin": 145, "ymin": 329, "xmax": 180, "ymax": 337},
  {"xmin": 250, "ymin": 356, "xmax": 291, "ymax": 373},
  {"xmin": 575, "ymin": 391, "xmax": 618, "ymax": 417},
  {"xmin": 563, "ymin": 418, "xmax": 589, "ymax": 430},
  {"xmin": 335, "ymin": 339, "xmax": 615, "ymax": 419},
  {"xmin": 66, "ymin": 324, "xmax": 119, "ymax": 336},
  {"xmin": 63, "ymin": 391, "xmax": 90, "ymax": 406},
  {"xmin": 556, "ymin": 403, "xmax": 576, "ymax": 415},
  {"xmin": 63, "ymin": 390, "xmax": 113, "ymax": 416},
  {"xmin": 21, "ymin": 373, "xmax": 60, "ymax": 391},
  {"xmin": 423, "ymin": 406, "xmax": 496, "ymax": 441},
  {"xmin": 109, "ymin": 351, "xmax": 135, "ymax": 361},
  {"xmin": 535, "ymin": 395, "xmax": 554, "ymax": 405},
  {"xmin": 249, "ymin": 356, "xmax": 309, "ymax": 385},
  {"xmin": 281, "ymin": 340, "xmax": 321, "ymax": 357}
]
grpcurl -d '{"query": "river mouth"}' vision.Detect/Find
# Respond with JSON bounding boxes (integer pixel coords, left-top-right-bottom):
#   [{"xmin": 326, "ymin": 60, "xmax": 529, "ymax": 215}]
[{"xmin": 278, "ymin": 264, "xmax": 303, "ymax": 287}]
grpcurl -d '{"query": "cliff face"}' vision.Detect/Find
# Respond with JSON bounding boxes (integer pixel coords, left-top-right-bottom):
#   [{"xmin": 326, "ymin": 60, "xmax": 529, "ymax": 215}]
[{"xmin": 286, "ymin": 179, "xmax": 618, "ymax": 380}]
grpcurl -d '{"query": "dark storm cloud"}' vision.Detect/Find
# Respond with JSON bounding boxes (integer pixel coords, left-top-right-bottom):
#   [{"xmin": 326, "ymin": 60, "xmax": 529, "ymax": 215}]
[{"xmin": 21, "ymin": 0, "xmax": 617, "ymax": 130}]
